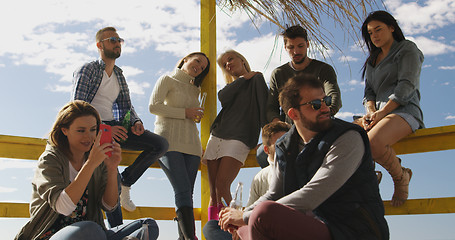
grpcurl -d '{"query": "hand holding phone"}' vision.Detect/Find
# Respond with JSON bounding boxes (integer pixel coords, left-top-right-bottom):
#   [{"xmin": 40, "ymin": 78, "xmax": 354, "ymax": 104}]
[{"xmin": 100, "ymin": 124, "xmax": 113, "ymax": 157}]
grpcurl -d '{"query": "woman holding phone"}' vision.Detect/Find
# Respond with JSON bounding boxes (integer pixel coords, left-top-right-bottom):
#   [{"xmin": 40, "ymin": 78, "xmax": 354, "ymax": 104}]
[
  {"xmin": 15, "ymin": 100, "xmax": 158, "ymax": 240},
  {"xmin": 149, "ymin": 52, "xmax": 210, "ymax": 240}
]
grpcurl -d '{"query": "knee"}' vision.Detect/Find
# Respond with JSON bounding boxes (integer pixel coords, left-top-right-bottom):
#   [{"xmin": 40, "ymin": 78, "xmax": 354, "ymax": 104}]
[
  {"xmin": 368, "ymin": 134, "xmax": 383, "ymax": 158},
  {"xmin": 175, "ymin": 190, "xmax": 193, "ymax": 208},
  {"xmin": 156, "ymin": 136, "xmax": 169, "ymax": 154},
  {"xmin": 214, "ymin": 178, "xmax": 230, "ymax": 192},
  {"xmin": 203, "ymin": 220, "xmax": 221, "ymax": 236},
  {"xmin": 249, "ymin": 201, "xmax": 278, "ymax": 223},
  {"xmin": 51, "ymin": 221, "xmax": 106, "ymax": 240},
  {"xmin": 141, "ymin": 218, "xmax": 159, "ymax": 240}
]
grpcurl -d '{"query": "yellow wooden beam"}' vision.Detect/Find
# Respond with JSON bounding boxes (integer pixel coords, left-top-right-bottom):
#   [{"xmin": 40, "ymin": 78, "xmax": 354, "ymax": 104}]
[
  {"xmin": 200, "ymin": 0, "xmax": 217, "ymax": 238},
  {"xmin": 384, "ymin": 197, "xmax": 455, "ymax": 215},
  {"xmin": 0, "ymin": 135, "xmax": 46, "ymax": 161},
  {"xmin": 0, "ymin": 202, "xmax": 30, "ymax": 218},
  {"xmin": 0, "ymin": 202, "xmax": 202, "ymax": 220},
  {"xmin": 4, "ymin": 197, "xmax": 455, "ymax": 219},
  {"xmin": 392, "ymin": 125, "xmax": 455, "ymax": 155}
]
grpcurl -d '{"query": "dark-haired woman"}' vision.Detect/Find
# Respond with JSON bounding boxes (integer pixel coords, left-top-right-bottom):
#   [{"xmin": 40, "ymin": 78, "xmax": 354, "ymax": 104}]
[
  {"xmin": 360, "ymin": 10, "xmax": 424, "ymax": 206},
  {"xmin": 15, "ymin": 100, "xmax": 158, "ymax": 240},
  {"xmin": 149, "ymin": 52, "xmax": 210, "ymax": 240}
]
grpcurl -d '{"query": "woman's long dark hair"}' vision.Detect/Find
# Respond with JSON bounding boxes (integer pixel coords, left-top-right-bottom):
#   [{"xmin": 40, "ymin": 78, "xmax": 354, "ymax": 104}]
[
  {"xmin": 177, "ymin": 52, "xmax": 210, "ymax": 87},
  {"xmin": 361, "ymin": 10, "xmax": 405, "ymax": 79}
]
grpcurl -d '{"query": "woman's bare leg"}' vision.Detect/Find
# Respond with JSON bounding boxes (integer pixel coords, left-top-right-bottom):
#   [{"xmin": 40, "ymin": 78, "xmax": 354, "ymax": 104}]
[
  {"xmin": 215, "ymin": 156, "xmax": 243, "ymax": 205},
  {"xmin": 207, "ymin": 159, "xmax": 221, "ymax": 206},
  {"xmin": 368, "ymin": 114, "xmax": 413, "ymax": 206}
]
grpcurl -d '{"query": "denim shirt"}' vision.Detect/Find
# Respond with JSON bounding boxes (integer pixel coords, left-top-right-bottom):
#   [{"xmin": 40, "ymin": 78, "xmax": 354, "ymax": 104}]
[
  {"xmin": 72, "ymin": 59, "xmax": 140, "ymax": 124},
  {"xmin": 363, "ymin": 40, "xmax": 424, "ymax": 128}
]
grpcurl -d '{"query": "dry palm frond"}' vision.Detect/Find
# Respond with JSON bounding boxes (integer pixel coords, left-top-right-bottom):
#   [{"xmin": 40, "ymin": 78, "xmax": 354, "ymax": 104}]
[{"xmin": 217, "ymin": 0, "xmax": 382, "ymax": 57}]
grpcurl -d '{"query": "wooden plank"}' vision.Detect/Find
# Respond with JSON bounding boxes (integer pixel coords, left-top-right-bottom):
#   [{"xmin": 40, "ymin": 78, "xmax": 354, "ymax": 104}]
[
  {"xmin": 0, "ymin": 202, "xmax": 202, "ymax": 220},
  {"xmin": 120, "ymin": 206, "xmax": 201, "ymax": 220},
  {"xmin": 0, "ymin": 202, "xmax": 30, "ymax": 218},
  {"xmin": 392, "ymin": 125, "xmax": 455, "ymax": 155},
  {"xmin": 2, "ymin": 124, "xmax": 454, "ymax": 165},
  {"xmin": 200, "ymin": 0, "xmax": 217, "ymax": 236},
  {"xmin": 384, "ymin": 197, "xmax": 455, "ymax": 215},
  {"xmin": 3, "ymin": 198, "xmax": 455, "ymax": 219}
]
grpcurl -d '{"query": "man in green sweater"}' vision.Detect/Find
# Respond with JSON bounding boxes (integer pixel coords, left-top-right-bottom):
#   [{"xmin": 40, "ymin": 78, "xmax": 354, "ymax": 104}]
[
  {"xmin": 267, "ymin": 25, "xmax": 342, "ymax": 124},
  {"xmin": 257, "ymin": 25, "xmax": 343, "ymax": 168}
]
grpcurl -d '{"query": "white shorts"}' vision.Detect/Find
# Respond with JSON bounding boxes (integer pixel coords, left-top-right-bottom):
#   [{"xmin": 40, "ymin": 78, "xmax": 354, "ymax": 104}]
[{"xmin": 202, "ymin": 135, "xmax": 250, "ymax": 165}]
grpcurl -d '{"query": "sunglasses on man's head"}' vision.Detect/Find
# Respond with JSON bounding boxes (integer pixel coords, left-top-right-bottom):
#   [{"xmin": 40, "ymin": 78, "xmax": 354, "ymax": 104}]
[
  {"xmin": 100, "ymin": 37, "xmax": 124, "ymax": 44},
  {"xmin": 297, "ymin": 96, "xmax": 332, "ymax": 110}
]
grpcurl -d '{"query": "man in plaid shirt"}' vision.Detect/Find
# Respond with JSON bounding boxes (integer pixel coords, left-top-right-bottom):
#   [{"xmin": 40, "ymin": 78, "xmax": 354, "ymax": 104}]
[{"xmin": 72, "ymin": 27, "xmax": 168, "ymax": 227}]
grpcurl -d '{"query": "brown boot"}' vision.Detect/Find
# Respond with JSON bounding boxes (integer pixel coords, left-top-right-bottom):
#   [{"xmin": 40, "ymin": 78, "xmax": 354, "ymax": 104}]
[
  {"xmin": 391, "ymin": 167, "xmax": 412, "ymax": 207},
  {"xmin": 374, "ymin": 146, "xmax": 412, "ymax": 206}
]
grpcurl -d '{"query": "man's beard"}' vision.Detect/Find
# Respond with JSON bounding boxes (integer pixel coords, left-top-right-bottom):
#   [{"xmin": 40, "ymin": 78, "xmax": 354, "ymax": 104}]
[
  {"xmin": 104, "ymin": 46, "xmax": 121, "ymax": 59},
  {"xmin": 292, "ymin": 54, "xmax": 307, "ymax": 65},
  {"xmin": 299, "ymin": 111, "xmax": 333, "ymax": 133}
]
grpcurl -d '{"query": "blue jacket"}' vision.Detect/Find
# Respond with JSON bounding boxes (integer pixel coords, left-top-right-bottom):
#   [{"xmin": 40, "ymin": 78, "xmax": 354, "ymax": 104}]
[{"xmin": 276, "ymin": 119, "xmax": 389, "ymax": 240}]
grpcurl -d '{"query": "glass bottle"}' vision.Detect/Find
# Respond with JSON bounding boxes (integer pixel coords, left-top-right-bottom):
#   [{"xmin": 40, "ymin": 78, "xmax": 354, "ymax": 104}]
[{"xmin": 229, "ymin": 182, "xmax": 243, "ymax": 210}]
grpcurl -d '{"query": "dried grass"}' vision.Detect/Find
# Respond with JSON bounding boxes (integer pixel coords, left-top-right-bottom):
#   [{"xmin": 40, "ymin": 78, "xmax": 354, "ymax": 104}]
[{"xmin": 217, "ymin": 0, "xmax": 383, "ymax": 57}]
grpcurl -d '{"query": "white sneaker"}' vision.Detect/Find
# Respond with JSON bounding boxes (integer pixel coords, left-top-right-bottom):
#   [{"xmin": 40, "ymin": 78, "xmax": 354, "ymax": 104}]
[{"xmin": 120, "ymin": 185, "xmax": 136, "ymax": 211}]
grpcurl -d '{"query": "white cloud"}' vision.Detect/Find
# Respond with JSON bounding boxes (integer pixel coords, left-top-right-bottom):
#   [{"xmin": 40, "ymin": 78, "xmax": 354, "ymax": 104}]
[
  {"xmin": 121, "ymin": 66, "xmax": 145, "ymax": 78},
  {"xmin": 445, "ymin": 115, "xmax": 455, "ymax": 120},
  {"xmin": 439, "ymin": 66, "xmax": 455, "ymax": 70},
  {"xmin": 47, "ymin": 84, "xmax": 73, "ymax": 93},
  {"xmin": 408, "ymin": 36, "xmax": 455, "ymax": 56},
  {"xmin": 0, "ymin": 159, "xmax": 36, "ymax": 171},
  {"xmin": 0, "ymin": 186, "xmax": 17, "ymax": 193},
  {"xmin": 0, "ymin": 0, "xmax": 213, "ymax": 84},
  {"xmin": 387, "ymin": 0, "xmax": 455, "ymax": 35},
  {"xmin": 146, "ymin": 176, "xmax": 168, "ymax": 181},
  {"xmin": 127, "ymin": 80, "xmax": 151, "ymax": 95},
  {"xmin": 338, "ymin": 55, "xmax": 360, "ymax": 63},
  {"xmin": 0, "ymin": 63, "xmax": 5, "ymax": 67},
  {"xmin": 348, "ymin": 79, "xmax": 364, "ymax": 86}
]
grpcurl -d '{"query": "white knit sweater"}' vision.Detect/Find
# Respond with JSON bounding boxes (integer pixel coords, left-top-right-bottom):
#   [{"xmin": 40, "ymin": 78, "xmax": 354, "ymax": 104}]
[{"xmin": 149, "ymin": 69, "xmax": 202, "ymax": 157}]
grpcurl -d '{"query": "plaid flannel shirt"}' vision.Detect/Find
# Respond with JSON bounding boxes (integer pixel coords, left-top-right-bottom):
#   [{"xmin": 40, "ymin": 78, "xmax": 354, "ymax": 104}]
[{"xmin": 72, "ymin": 59, "xmax": 140, "ymax": 124}]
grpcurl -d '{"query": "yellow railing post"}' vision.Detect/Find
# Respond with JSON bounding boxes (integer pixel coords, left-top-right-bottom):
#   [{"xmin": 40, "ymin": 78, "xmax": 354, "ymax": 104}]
[{"xmin": 201, "ymin": 0, "xmax": 217, "ymax": 238}]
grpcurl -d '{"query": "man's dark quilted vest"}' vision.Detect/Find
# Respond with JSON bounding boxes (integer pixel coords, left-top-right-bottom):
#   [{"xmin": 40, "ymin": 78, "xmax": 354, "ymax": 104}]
[{"xmin": 276, "ymin": 118, "xmax": 389, "ymax": 240}]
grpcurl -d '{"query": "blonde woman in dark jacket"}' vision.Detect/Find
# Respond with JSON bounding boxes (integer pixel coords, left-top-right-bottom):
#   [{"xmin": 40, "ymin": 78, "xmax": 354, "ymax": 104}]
[{"xmin": 202, "ymin": 50, "xmax": 268, "ymax": 220}]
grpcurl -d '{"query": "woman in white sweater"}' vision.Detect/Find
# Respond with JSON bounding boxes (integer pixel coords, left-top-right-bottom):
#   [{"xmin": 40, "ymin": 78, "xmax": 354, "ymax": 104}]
[{"xmin": 149, "ymin": 52, "xmax": 210, "ymax": 240}]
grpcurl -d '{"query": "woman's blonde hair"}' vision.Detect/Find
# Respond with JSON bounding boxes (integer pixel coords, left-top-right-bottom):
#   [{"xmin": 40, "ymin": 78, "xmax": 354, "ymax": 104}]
[{"xmin": 217, "ymin": 50, "xmax": 251, "ymax": 84}]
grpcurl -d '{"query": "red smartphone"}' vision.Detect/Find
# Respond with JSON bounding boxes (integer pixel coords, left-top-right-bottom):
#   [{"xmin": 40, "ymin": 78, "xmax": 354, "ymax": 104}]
[{"xmin": 99, "ymin": 124, "xmax": 113, "ymax": 157}]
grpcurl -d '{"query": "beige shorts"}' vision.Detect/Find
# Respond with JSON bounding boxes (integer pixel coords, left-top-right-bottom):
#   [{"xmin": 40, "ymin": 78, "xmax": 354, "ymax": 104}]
[{"xmin": 202, "ymin": 135, "xmax": 250, "ymax": 165}]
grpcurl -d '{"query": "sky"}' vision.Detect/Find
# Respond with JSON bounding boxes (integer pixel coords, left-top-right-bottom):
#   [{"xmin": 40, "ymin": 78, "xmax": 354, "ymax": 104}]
[{"xmin": 0, "ymin": 0, "xmax": 455, "ymax": 239}]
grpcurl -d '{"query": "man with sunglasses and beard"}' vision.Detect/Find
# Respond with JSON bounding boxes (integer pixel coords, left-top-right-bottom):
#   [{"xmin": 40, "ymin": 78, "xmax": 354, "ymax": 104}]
[
  {"xmin": 218, "ymin": 74, "xmax": 389, "ymax": 240},
  {"xmin": 72, "ymin": 27, "xmax": 168, "ymax": 227}
]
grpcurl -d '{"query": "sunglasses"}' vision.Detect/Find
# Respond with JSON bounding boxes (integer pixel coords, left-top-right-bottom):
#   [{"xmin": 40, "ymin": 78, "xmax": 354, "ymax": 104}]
[
  {"xmin": 297, "ymin": 96, "xmax": 332, "ymax": 110},
  {"xmin": 100, "ymin": 37, "xmax": 124, "ymax": 44}
]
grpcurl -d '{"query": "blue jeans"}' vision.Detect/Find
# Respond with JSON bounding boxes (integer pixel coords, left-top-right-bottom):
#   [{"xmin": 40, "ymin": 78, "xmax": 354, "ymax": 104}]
[
  {"xmin": 120, "ymin": 129, "xmax": 169, "ymax": 187},
  {"xmin": 104, "ymin": 123, "xmax": 168, "ymax": 228},
  {"xmin": 49, "ymin": 218, "xmax": 159, "ymax": 240},
  {"xmin": 159, "ymin": 151, "xmax": 200, "ymax": 208},
  {"xmin": 202, "ymin": 220, "xmax": 232, "ymax": 240}
]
